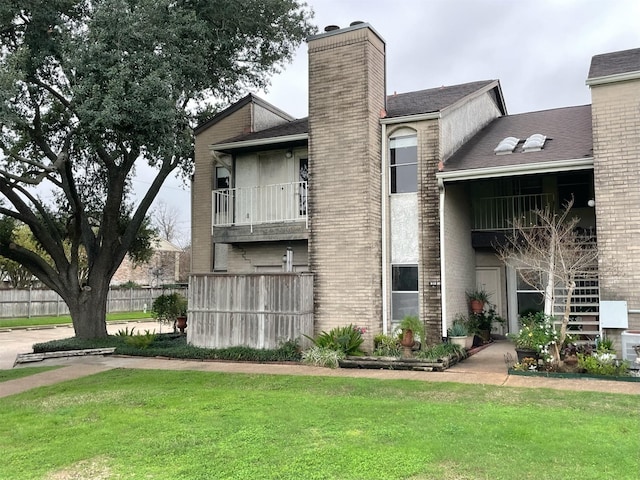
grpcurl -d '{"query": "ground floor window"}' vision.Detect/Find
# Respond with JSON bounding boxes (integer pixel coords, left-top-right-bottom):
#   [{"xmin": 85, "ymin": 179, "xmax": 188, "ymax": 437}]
[
  {"xmin": 516, "ymin": 272, "xmax": 544, "ymax": 317},
  {"xmin": 392, "ymin": 264, "xmax": 419, "ymax": 321}
]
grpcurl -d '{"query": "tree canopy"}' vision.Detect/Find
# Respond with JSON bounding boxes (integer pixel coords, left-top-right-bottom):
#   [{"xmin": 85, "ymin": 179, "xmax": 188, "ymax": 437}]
[{"xmin": 0, "ymin": 0, "xmax": 315, "ymax": 337}]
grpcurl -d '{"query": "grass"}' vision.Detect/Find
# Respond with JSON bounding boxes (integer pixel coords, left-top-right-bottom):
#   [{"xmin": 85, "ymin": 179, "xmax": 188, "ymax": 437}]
[
  {"xmin": 0, "ymin": 370, "xmax": 638, "ymax": 479},
  {"xmin": 0, "ymin": 366, "xmax": 61, "ymax": 382},
  {"xmin": 0, "ymin": 311, "xmax": 152, "ymax": 329}
]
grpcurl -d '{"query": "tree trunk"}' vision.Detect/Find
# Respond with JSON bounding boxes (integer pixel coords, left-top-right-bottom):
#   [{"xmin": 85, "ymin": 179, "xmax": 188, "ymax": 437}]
[{"xmin": 67, "ymin": 285, "xmax": 109, "ymax": 339}]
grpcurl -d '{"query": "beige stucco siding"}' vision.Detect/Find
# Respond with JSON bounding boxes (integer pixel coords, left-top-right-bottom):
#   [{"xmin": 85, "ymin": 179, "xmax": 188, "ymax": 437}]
[{"xmin": 440, "ymin": 92, "xmax": 502, "ymax": 162}]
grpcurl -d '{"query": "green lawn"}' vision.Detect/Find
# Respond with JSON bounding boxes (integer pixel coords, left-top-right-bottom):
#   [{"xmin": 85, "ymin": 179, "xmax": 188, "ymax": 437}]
[
  {"xmin": 0, "ymin": 366, "xmax": 61, "ymax": 382},
  {"xmin": 0, "ymin": 370, "xmax": 638, "ymax": 479},
  {"xmin": 0, "ymin": 311, "xmax": 152, "ymax": 329}
]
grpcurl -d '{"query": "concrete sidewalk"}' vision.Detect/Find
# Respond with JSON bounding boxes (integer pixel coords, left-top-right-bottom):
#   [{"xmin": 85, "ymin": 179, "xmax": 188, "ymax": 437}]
[{"xmin": 2, "ymin": 340, "xmax": 639, "ymax": 398}]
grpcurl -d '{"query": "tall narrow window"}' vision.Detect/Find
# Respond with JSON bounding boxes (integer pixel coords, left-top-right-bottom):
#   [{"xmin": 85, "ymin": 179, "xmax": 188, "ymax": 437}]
[
  {"xmin": 392, "ymin": 265, "xmax": 419, "ymax": 321},
  {"xmin": 390, "ymin": 134, "xmax": 417, "ymax": 193}
]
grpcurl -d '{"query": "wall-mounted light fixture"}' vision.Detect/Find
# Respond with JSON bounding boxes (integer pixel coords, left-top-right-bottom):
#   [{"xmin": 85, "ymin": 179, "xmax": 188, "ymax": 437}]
[
  {"xmin": 285, "ymin": 150, "xmax": 293, "ymax": 159},
  {"xmin": 588, "ymin": 199, "xmax": 596, "ymax": 207}
]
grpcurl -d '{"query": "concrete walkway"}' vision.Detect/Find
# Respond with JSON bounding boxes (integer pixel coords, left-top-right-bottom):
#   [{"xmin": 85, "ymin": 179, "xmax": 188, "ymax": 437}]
[{"xmin": 2, "ymin": 339, "xmax": 640, "ymax": 398}]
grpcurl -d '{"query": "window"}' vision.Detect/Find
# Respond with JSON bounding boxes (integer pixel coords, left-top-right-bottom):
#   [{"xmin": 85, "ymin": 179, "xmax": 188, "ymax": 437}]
[
  {"xmin": 390, "ymin": 134, "xmax": 417, "ymax": 193},
  {"xmin": 392, "ymin": 265, "xmax": 419, "ymax": 320},
  {"xmin": 516, "ymin": 272, "xmax": 544, "ymax": 317},
  {"xmin": 215, "ymin": 166, "xmax": 230, "ymax": 189}
]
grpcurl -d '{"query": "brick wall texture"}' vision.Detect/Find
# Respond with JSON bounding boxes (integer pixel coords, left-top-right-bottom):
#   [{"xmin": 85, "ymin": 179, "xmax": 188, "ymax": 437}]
[
  {"xmin": 192, "ymin": 104, "xmax": 252, "ymax": 273},
  {"xmin": 307, "ymin": 26, "xmax": 386, "ymax": 345},
  {"xmin": 591, "ymin": 79, "xmax": 640, "ymax": 331}
]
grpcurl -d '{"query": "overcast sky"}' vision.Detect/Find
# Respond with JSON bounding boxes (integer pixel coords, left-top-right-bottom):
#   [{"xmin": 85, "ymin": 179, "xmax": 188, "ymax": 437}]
[{"xmin": 152, "ymin": 0, "xmax": 640, "ymax": 244}]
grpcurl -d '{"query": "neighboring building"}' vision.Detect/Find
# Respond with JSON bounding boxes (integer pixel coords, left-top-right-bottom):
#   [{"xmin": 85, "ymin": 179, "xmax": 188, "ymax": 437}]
[
  {"xmin": 190, "ymin": 22, "xmax": 640, "ymax": 354},
  {"xmin": 111, "ymin": 238, "xmax": 186, "ymax": 287}
]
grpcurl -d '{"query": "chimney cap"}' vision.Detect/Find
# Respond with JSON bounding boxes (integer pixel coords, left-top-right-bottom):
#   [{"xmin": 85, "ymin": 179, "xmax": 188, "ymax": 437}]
[
  {"xmin": 350, "ymin": 21, "xmax": 364, "ymax": 26},
  {"xmin": 324, "ymin": 25, "xmax": 340, "ymax": 32}
]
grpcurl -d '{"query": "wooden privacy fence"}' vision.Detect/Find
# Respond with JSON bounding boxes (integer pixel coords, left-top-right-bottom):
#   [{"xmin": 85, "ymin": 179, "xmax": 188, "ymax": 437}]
[
  {"xmin": 188, "ymin": 273, "xmax": 314, "ymax": 350},
  {"xmin": 0, "ymin": 287, "xmax": 187, "ymax": 318}
]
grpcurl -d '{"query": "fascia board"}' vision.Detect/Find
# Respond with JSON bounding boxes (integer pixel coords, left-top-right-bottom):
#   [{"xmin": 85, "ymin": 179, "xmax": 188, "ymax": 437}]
[
  {"xmin": 210, "ymin": 133, "xmax": 309, "ymax": 152},
  {"xmin": 380, "ymin": 112, "xmax": 440, "ymax": 125},
  {"xmin": 436, "ymin": 157, "xmax": 594, "ymax": 183},
  {"xmin": 586, "ymin": 71, "xmax": 640, "ymax": 86}
]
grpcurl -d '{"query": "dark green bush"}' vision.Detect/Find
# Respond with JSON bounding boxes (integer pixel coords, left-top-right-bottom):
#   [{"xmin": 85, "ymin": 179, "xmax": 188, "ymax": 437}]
[{"xmin": 34, "ymin": 334, "xmax": 302, "ymax": 362}]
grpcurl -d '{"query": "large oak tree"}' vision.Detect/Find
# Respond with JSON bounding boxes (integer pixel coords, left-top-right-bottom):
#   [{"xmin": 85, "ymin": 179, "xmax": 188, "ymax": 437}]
[{"xmin": 0, "ymin": 0, "xmax": 315, "ymax": 338}]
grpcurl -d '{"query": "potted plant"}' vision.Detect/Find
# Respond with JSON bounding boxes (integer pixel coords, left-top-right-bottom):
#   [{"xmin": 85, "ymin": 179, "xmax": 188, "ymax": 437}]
[
  {"xmin": 467, "ymin": 306, "xmax": 505, "ymax": 344},
  {"xmin": 398, "ymin": 315, "xmax": 424, "ymax": 356},
  {"xmin": 466, "ymin": 289, "xmax": 491, "ymax": 314},
  {"xmin": 151, "ymin": 292, "xmax": 188, "ymax": 334},
  {"xmin": 508, "ymin": 312, "xmax": 558, "ymax": 365},
  {"xmin": 447, "ymin": 320, "xmax": 468, "ymax": 349}
]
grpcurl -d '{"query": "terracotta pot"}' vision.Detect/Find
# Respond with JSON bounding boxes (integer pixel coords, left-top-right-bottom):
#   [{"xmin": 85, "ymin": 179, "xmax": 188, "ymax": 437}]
[
  {"xmin": 469, "ymin": 299, "xmax": 484, "ymax": 314},
  {"xmin": 400, "ymin": 329, "xmax": 415, "ymax": 347},
  {"xmin": 176, "ymin": 315, "xmax": 187, "ymax": 334}
]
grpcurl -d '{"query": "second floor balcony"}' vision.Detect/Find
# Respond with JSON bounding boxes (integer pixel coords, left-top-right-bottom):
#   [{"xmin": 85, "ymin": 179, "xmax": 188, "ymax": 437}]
[
  {"xmin": 212, "ymin": 181, "xmax": 308, "ymax": 243},
  {"xmin": 472, "ymin": 193, "xmax": 554, "ymax": 231}
]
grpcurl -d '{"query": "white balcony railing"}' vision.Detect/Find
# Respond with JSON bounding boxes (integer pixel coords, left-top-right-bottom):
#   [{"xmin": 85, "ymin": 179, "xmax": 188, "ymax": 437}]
[
  {"xmin": 212, "ymin": 181, "xmax": 308, "ymax": 228},
  {"xmin": 472, "ymin": 193, "xmax": 554, "ymax": 231}
]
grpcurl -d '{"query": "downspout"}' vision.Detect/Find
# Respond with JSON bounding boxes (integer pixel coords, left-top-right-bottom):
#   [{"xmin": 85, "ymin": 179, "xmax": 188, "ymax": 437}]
[
  {"xmin": 381, "ymin": 123, "xmax": 389, "ymax": 335},
  {"xmin": 438, "ymin": 177, "xmax": 447, "ymax": 338}
]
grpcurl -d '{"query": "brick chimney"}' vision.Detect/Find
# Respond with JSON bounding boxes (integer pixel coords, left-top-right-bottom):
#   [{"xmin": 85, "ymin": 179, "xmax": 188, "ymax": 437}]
[{"xmin": 307, "ymin": 23, "xmax": 386, "ymax": 344}]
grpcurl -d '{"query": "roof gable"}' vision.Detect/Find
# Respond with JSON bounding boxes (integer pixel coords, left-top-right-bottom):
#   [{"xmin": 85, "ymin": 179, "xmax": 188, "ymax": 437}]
[
  {"xmin": 194, "ymin": 93, "xmax": 295, "ymax": 136},
  {"xmin": 385, "ymin": 80, "xmax": 505, "ymax": 118}
]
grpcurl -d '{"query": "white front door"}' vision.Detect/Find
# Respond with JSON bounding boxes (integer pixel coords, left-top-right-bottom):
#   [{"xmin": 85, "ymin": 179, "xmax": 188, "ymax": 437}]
[{"xmin": 476, "ymin": 267, "xmax": 506, "ymax": 335}]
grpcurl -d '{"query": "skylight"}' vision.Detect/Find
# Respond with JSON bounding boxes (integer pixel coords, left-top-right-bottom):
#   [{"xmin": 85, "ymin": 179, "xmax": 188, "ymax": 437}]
[
  {"xmin": 523, "ymin": 134, "xmax": 547, "ymax": 152},
  {"xmin": 494, "ymin": 137, "xmax": 519, "ymax": 155}
]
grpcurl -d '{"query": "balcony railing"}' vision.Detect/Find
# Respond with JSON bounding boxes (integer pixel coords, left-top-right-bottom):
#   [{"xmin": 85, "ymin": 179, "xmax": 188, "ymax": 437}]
[
  {"xmin": 212, "ymin": 181, "xmax": 308, "ymax": 228},
  {"xmin": 472, "ymin": 193, "xmax": 554, "ymax": 231}
]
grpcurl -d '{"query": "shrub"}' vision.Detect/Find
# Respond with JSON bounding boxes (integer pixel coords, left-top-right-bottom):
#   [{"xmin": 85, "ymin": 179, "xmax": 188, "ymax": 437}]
[
  {"xmin": 306, "ymin": 324, "xmax": 365, "ymax": 356},
  {"xmin": 124, "ymin": 330, "xmax": 157, "ymax": 349},
  {"xmin": 578, "ymin": 353, "xmax": 630, "ymax": 376},
  {"xmin": 301, "ymin": 345, "xmax": 345, "ymax": 368},
  {"xmin": 415, "ymin": 342, "xmax": 466, "ymax": 361},
  {"xmin": 373, "ymin": 334, "xmax": 401, "ymax": 357}
]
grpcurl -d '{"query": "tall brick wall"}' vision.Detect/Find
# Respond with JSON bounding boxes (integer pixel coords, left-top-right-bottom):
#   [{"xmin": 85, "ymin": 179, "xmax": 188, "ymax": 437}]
[
  {"xmin": 591, "ymin": 79, "xmax": 640, "ymax": 332},
  {"xmin": 307, "ymin": 25, "xmax": 386, "ymax": 343},
  {"xmin": 415, "ymin": 119, "xmax": 443, "ymax": 343}
]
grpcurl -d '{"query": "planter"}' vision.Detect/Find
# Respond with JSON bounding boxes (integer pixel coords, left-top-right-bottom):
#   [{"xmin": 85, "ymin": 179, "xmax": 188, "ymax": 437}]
[
  {"xmin": 465, "ymin": 335, "xmax": 473, "ymax": 349},
  {"xmin": 176, "ymin": 315, "xmax": 187, "ymax": 334},
  {"xmin": 469, "ymin": 299, "xmax": 484, "ymax": 314},
  {"xmin": 478, "ymin": 329, "xmax": 491, "ymax": 343},
  {"xmin": 515, "ymin": 347, "xmax": 539, "ymax": 364},
  {"xmin": 449, "ymin": 336, "xmax": 467, "ymax": 348}
]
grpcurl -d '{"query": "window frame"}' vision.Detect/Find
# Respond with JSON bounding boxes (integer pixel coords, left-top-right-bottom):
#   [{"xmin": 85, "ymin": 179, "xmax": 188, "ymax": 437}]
[{"xmin": 389, "ymin": 133, "xmax": 418, "ymax": 194}]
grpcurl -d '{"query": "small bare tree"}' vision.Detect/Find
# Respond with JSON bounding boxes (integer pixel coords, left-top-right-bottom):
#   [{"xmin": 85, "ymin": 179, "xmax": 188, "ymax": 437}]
[
  {"xmin": 497, "ymin": 199, "xmax": 598, "ymax": 363},
  {"xmin": 153, "ymin": 201, "xmax": 180, "ymax": 243}
]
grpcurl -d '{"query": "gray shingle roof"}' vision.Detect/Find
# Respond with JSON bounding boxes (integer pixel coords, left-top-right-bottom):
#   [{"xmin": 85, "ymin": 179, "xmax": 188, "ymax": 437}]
[
  {"xmin": 385, "ymin": 80, "xmax": 502, "ymax": 117},
  {"xmin": 588, "ymin": 47, "xmax": 640, "ymax": 79},
  {"xmin": 214, "ymin": 80, "xmax": 503, "ymax": 147},
  {"xmin": 443, "ymin": 105, "xmax": 592, "ymax": 172}
]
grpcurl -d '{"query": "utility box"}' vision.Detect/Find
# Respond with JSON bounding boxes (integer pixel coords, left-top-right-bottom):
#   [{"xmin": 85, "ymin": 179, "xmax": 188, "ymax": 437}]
[{"xmin": 599, "ymin": 300, "xmax": 629, "ymax": 329}]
